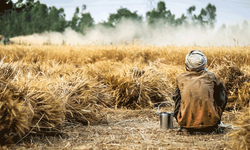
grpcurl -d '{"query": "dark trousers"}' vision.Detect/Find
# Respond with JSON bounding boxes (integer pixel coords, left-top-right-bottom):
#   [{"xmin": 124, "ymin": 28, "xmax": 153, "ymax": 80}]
[{"xmin": 181, "ymin": 124, "xmax": 220, "ymax": 133}]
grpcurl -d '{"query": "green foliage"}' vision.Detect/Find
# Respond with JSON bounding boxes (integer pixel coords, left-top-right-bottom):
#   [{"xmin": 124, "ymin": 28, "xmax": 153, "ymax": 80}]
[
  {"xmin": 102, "ymin": 7, "xmax": 142, "ymax": 27},
  {"xmin": 0, "ymin": 0, "xmax": 13, "ymax": 14},
  {"xmin": 191, "ymin": 3, "xmax": 217, "ymax": 28},
  {"xmin": 78, "ymin": 12, "xmax": 94, "ymax": 34},
  {"xmin": 0, "ymin": 0, "xmax": 68, "ymax": 37},
  {"xmin": 0, "ymin": 0, "xmax": 217, "ymax": 38},
  {"xmin": 69, "ymin": 5, "xmax": 94, "ymax": 34},
  {"xmin": 146, "ymin": 1, "xmax": 187, "ymax": 27},
  {"xmin": 146, "ymin": 1, "xmax": 216, "ymax": 28},
  {"xmin": 48, "ymin": 7, "xmax": 67, "ymax": 32}
]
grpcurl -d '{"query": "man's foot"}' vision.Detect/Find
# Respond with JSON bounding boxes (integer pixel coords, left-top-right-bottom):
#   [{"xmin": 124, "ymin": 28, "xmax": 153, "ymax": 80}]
[
  {"xmin": 178, "ymin": 127, "xmax": 182, "ymax": 132},
  {"xmin": 177, "ymin": 127, "xmax": 190, "ymax": 133},
  {"xmin": 218, "ymin": 121, "xmax": 230, "ymax": 128}
]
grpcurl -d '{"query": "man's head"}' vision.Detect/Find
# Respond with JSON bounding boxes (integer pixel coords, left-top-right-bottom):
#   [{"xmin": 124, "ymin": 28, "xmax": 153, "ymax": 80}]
[{"xmin": 185, "ymin": 50, "xmax": 207, "ymax": 72}]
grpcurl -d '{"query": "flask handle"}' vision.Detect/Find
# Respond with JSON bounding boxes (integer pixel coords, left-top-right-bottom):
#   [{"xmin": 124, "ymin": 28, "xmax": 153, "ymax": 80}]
[{"xmin": 157, "ymin": 101, "xmax": 174, "ymax": 114}]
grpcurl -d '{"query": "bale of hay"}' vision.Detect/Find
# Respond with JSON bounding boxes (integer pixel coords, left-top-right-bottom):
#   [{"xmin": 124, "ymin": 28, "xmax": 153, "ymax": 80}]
[
  {"xmin": 213, "ymin": 63, "xmax": 250, "ymax": 110},
  {"xmin": 103, "ymin": 67, "xmax": 174, "ymax": 109},
  {"xmin": 52, "ymin": 77, "xmax": 112, "ymax": 125},
  {"xmin": 26, "ymin": 88, "xmax": 65, "ymax": 132},
  {"xmin": 0, "ymin": 81, "xmax": 30, "ymax": 145},
  {"xmin": 229, "ymin": 103, "xmax": 250, "ymax": 150},
  {"xmin": 0, "ymin": 59, "xmax": 19, "ymax": 80}
]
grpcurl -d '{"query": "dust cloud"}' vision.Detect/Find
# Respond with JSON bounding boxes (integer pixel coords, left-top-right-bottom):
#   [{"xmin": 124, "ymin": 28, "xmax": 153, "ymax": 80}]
[{"xmin": 11, "ymin": 19, "xmax": 250, "ymax": 46}]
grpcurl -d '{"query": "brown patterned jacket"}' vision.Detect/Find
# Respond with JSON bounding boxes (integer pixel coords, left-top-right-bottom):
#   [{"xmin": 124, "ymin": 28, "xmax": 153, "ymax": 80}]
[{"xmin": 173, "ymin": 70, "xmax": 227, "ymax": 129}]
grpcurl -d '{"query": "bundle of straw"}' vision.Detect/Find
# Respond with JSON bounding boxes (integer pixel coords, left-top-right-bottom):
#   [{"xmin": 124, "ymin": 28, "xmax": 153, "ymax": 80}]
[
  {"xmin": 103, "ymin": 67, "xmax": 173, "ymax": 109},
  {"xmin": 214, "ymin": 63, "xmax": 250, "ymax": 110},
  {"xmin": 52, "ymin": 77, "xmax": 111, "ymax": 125},
  {"xmin": 0, "ymin": 81, "xmax": 30, "ymax": 144},
  {"xmin": 229, "ymin": 103, "xmax": 250, "ymax": 150},
  {"xmin": 0, "ymin": 60, "xmax": 30, "ymax": 144},
  {"xmin": 0, "ymin": 59, "xmax": 19, "ymax": 80},
  {"xmin": 26, "ymin": 89, "xmax": 65, "ymax": 131}
]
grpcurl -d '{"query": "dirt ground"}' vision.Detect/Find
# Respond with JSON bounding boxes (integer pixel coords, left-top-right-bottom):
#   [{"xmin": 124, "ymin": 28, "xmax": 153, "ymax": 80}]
[{"xmin": 5, "ymin": 106, "xmax": 237, "ymax": 150}]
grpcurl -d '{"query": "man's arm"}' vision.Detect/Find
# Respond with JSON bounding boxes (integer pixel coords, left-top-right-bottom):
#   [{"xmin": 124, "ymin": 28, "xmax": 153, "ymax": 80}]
[
  {"xmin": 173, "ymin": 87, "xmax": 181, "ymax": 121},
  {"xmin": 214, "ymin": 81, "xmax": 228, "ymax": 113}
]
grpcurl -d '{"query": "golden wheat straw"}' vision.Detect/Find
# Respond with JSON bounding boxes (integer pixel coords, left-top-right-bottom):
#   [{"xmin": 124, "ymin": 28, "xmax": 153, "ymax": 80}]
[{"xmin": 0, "ymin": 45, "xmax": 250, "ymax": 146}]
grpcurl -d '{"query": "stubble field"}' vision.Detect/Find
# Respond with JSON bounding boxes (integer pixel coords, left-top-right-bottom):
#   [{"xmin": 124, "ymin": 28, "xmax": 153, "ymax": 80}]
[{"xmin": 0, "ymin": 45, "xmax": 249, "ymax": 150}]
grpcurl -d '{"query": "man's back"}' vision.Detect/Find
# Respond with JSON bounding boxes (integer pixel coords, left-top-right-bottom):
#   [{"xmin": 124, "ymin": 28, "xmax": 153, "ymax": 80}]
[{"xmin": 176, "ymin": 70, "xmax": 222, "ymax": 129}]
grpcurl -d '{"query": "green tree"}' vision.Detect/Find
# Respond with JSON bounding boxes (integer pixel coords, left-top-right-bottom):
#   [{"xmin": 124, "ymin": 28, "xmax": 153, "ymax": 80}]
[
  {"xmin": 14, "ymin": 0, "xmax": 24, "ymax": 9},
  {"xmin": 187, "ymin": 5, "xmax": 196, "ymax": 26},
  {"xmin": 146, "ymin": 1, "xmax": 172, "ymax": 26},
  {"xmin": 78, "ymin": 5, "xmax": 94, "ymax": 34},
  {"xmin": 20, "ymin": 2, "xmax": 33, "ymax": 35},
  {"xmin": 34, "ymin": 2, "xmax": 49, "ymax": 32},
  {"xmin": 205, "ymin": 3, "xmax": 216, "ymax": 27},
  {"xmin": 0, "ymin": 0, "xmax": 69, "ymax": 37},
  {"xmin": 69, "ymin": 7, "xmax": 80, "ymax": 31},
  {"xmin": 195, "ymin": 3, "xmax": 216, "ymax": 28},
  {"xmin": 146, "ymin": 1, "xmax": 186, "ymax": 27},
  {"xmin": 78, "ymin": 12, "xmax": 94, "ymax": 34},
  {"xmin": 175, "ymin": 14, "xmax": 187, "ymax": 26},
  {"xmin": 69, "ymin": 5, "xmax": 94, "ymax": 34},
  {"xmin": 106, "ymin": 7, "xmax": 142, "ymax": 27},
  {"xmin": 0, "ymin": 0, "xmax": 218, "ymax": 38},
  {"xmin": 48, "ymin": 6, "xmax": 67, "ymax": 32},
  {"xmin": 0, "ymin": 0, "xmax": 13, "ymax": 15}
]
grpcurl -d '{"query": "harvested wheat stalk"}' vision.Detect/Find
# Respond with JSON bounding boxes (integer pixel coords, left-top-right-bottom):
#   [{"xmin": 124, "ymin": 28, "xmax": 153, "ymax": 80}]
[
  {"xmin": 229, "ymin": 103, "xmax": 250, "ymax": 150},
  {"xmin": 213, "ymin": 62, "xmax": 250, "ymax": 110},
  {"xmin": 103, "ymin": 67, "xmax": 174, "ymax": 109},
  {"xmin": 0, "ymin": 81, "xmax": 30, "ymax": 145}
]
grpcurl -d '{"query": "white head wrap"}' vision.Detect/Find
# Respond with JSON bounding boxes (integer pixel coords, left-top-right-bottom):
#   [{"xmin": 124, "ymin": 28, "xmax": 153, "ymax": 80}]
[{"xmin": 185, "ymin": 50, "xmax": 207, "ymax": 72}]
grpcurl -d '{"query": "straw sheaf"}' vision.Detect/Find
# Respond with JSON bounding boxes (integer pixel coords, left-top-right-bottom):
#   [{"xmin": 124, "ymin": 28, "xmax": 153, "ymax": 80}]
[
  {"xmin": 213, "ymin": 62, "xmax": 250, "ymax": 110},
  {"xmin": 51, "ymin": 77, "xmax": 112, "ymax": 125},
  {"xmin": 103, "ymin": 67, "xmax": 173, "ymax": 109},
  {"xmin": 0, "ymin": 81, "xmax": 30, "ymax": 145},
  {"xmin": 229, "ymin": 103, "xmax": 250, "ymax": 150},
  {"xmin": 26, "ymin": 88, "xmax": 65, "ymax": 131},
  {"xmin": 0, "ymin": 60, "xmax": 20, "ymax": 80}
]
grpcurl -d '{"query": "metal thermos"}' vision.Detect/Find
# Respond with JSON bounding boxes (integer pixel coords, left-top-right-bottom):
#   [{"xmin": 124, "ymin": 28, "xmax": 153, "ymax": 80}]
[
  {"xmin": 157, "ymin": 102, "xmax": 174, "ymax": 129},
  {"xmin": 160, "ymin": 112, "xmax": 173, "ymax": 129}
]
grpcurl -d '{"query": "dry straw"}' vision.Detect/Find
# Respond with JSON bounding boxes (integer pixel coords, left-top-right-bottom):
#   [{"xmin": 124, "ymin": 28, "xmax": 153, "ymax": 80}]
[
  {"xmin": 26, "ymin": 88, "xmax": 65, "ymax": 131},
  {"xmin": 102, "ymin": 66, "xmax": 174, "ymax": 109},
  {"xmin": 212, "ymin": 59, "xmax": 250, "ymax": 110},
  {"xmin": 52, "ymin": 76, "xmax": 112, "ymax": 125},
  {"xmin": 1, "ymin": 45, "xmax": 250, "ymax": 147},
  {"xmin": 0, "ymin": 59, "xmax": 112, "ymax": 144},
  {"xmin": 0, "ymin": 58, "xmax": 30, "ymax": 144},
  {"xmin": 0, "ymin": 81, "xmax": 30, "ymax": 145},
  {"xmin": 229, "ymin": 103, "xmax": 250, "ymax": 150}
]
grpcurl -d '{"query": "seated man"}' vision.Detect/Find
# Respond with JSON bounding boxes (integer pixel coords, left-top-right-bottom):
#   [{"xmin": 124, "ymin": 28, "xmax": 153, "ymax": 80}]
[{"xmin": 173, "ymin": 50, "xmax": 227, "ymax": 133}]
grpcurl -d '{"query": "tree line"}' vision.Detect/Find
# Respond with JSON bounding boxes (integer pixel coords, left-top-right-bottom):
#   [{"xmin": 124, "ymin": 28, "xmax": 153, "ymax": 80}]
[{"xmin": 0, "ymin": 0, "xmax": 217, "ymax": 37}]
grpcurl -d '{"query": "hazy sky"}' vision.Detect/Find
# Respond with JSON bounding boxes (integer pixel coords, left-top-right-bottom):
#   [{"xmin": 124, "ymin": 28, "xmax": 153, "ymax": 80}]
[{"xmin": 13, "ymin": 0, "xmax": 250, "ymax": 28}]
